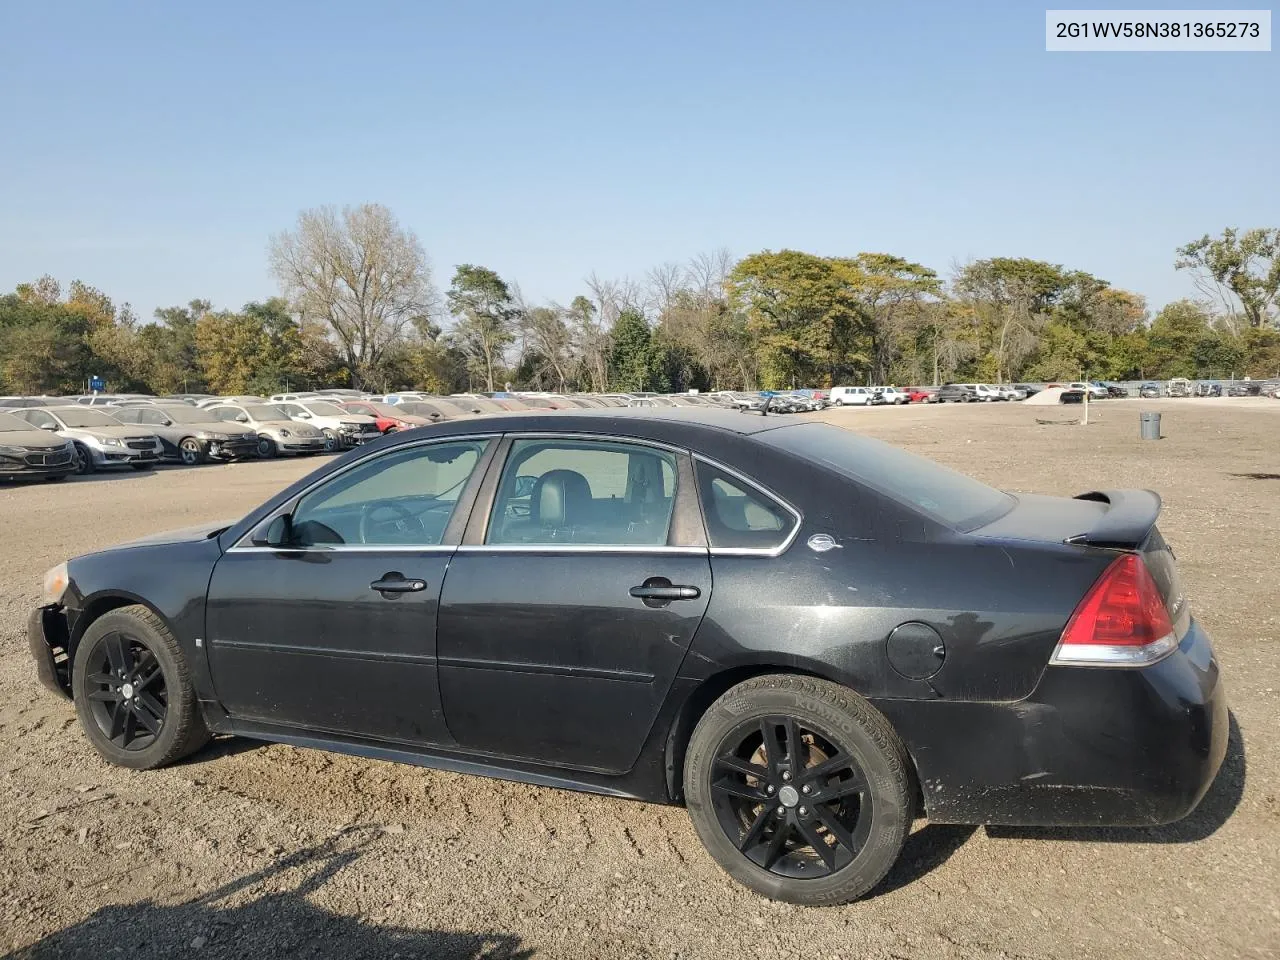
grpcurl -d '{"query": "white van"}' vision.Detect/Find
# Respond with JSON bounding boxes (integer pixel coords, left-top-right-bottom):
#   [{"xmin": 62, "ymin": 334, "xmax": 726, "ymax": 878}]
[{"xmin": 830, "ymin": 386, "xmax": 873, "ymax": 407}]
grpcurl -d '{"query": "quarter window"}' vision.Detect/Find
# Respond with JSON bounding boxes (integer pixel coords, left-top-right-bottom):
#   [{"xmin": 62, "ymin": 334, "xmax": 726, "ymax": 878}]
[
  {"xmin": 487, "ymin": 439, "xmax": 677, "ymax": 546},
  {"xmin": 695, "ymin": 462, "xmax": 795, "ymax": 551},
  {"xmin": 289, "ymin": 440, "xmax": 487, "ymax": 547}
]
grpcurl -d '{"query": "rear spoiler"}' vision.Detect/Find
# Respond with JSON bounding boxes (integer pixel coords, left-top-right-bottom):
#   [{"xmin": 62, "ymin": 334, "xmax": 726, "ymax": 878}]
[{"xmin": 1064, "ymin": 489, "xmax": 1162, "ymax": 549}]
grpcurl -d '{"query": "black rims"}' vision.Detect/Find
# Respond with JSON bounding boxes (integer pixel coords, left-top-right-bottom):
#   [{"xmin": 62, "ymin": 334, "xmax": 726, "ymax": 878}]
[
  {"xmin": 82, "ymin": 632, "xmax": 167, "ymax": 751},
  {"xmin": 710, "ymin": 716, "xmax": 871, "ymax": 879}
]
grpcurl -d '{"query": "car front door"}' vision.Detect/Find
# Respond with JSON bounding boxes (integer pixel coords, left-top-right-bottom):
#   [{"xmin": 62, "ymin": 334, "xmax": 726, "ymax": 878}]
[
  {"xmin": 436, "ymin": 436, "xmax": 712, "ymax": 774},
  {"xmin": 205, "ymin": 436, "xmax": 496, "ymax": 746}
]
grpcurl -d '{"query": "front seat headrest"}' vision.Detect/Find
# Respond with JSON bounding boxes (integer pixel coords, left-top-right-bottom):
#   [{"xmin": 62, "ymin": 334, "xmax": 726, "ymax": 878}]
[{"xmin": 532, "ymin": 469, "xmax": 592, "ymax": 528}]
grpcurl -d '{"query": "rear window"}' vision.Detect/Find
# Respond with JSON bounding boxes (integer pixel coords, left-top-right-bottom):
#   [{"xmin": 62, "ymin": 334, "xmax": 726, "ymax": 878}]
[{"xmin": 760, "ymin": 422, "xmax": 1013, "ymax": 530}]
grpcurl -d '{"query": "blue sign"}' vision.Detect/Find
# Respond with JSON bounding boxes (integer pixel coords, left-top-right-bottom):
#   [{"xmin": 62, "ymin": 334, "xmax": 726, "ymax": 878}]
[{"xmin": 89, "ymin": 375, "xmax": 105, "ymax": 392}]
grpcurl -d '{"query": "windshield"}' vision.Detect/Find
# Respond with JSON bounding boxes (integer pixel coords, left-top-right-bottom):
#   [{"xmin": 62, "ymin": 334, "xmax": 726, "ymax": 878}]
[
  {"xmin": 156, "ymin": 406, "xmax": 210, "ymax": 424},
  {"xmin": 52, "ymin": 408, "xmax": 123, "ymax": 427},
  {"xmin": 397, "ymin": 401, "xmax": 449, "ymax": 419},
  {"xmin": 761, "ymin": 422, "xmax": 1013, "ymax": 530},
  {"xmin": 0, "ymin": 412, "xmax": 36, "ymax": 432},
  {"xmin": 244, "ymin": 405, "xmax": 288, "ymax": 421},
  {"xmin": 303, "ymin": 401, "xmax": 347, "ymax": 417}
]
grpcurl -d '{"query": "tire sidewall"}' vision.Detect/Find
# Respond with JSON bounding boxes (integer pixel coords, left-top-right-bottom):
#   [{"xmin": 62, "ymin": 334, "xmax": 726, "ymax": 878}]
[
  {"xmin": 684, "ymin": 678, "xmax": 912, "ymax": 906},
  {"xmin": 71, "ymin": 608, "xmax": 198, "ymax": 770}
]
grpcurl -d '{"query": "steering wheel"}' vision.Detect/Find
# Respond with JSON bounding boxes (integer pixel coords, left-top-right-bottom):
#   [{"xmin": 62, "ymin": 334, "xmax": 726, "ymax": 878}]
[{"xmin": 358, "ymin": 499, "xmax": 427, "ymax": 544}]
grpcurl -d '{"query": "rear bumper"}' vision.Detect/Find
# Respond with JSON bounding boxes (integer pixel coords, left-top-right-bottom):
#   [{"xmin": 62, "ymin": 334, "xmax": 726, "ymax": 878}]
[
  {"xmin": 878, "ymin": 619, "xmax": 1228, "ymax": 827},
  {"xmin": 28, "ymin": 606, "xmax": 72, "ymax": 698}
]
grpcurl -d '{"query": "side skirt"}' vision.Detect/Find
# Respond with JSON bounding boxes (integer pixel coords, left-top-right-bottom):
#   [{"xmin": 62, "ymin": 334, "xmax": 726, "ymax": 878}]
[{"xmin": 225, "ymin": 718, "xmax": 677, "ymax": 805}]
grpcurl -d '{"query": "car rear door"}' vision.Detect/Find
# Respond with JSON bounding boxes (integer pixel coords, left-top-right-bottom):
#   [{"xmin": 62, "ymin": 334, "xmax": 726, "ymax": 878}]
[
  {"xmin": 436, "ymin": 435, "xmax": 712, "ymax": 774},
  {"xmin": 205, "ymin": 436, "xmax": 497, "ymax": 746}
]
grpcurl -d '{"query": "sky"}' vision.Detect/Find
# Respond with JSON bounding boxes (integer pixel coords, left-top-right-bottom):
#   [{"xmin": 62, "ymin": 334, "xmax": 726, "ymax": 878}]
[{"xmin": 1, "ymin": 1, "xmax": 1276, "ymax": 321}]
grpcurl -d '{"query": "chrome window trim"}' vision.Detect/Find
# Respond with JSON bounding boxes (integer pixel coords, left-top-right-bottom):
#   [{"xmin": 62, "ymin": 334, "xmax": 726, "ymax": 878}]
[
  {"xmin": 227, "ymin": 433, "xmax": 499, "ymax": 552},
  {"xmin": 692, "ymin": 453, "xmax": 802, "ymax": 558},
  {"xmin": 228, "ymin": 544, "xmax": 458, "ymax": 555},
  {"xmin": 456, "ymin": 544, "xmax": 707, "ymax": 555}
]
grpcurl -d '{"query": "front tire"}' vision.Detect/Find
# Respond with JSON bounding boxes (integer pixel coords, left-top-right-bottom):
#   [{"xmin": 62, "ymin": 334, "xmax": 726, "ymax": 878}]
[
  {"xmin": 178, "ymin": 437, "xmax": 206, "ymax": 465},
  {"xmin": 72, "ymin": 442, "xmax": 95, "ymax": 475},
  {"xmin": 683, "ymin": 674, "xmax": 913, "ymax": 906},
  {"xmin": 257, "ymin": 436, "xmax": 278, "ymax": 459},
  {"xmin": 71, "ymin": 605, "xmax": 210, "ymax": 770},
  {"xmin": 321, "ymin": 428, "xmax": 339, "ymax": 453}
]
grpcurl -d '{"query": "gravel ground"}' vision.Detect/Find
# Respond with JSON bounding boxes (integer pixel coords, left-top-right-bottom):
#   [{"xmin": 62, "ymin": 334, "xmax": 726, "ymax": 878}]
[{"xmin": 1, "ymin": 398, "xmax": 1277, "ymax": 960}]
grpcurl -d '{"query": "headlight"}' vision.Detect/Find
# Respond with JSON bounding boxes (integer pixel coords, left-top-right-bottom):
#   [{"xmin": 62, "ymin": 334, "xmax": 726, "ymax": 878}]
[
  {"xmin": 100, "ymin": 437, "xmax": 125, "ymax": 448},
  {"xmin": 41, "ymin": 562, "xmax": 69, "ymax": 606},
  {"xmin": 279, "ymin": 428, "xmax": 292, "ymax": 438}
]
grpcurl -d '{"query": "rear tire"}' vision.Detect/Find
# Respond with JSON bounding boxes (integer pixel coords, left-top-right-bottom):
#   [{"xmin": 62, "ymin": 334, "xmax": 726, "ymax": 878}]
[
  {"xmin": 72, "ymin": 605, "xmax": 210, "ymax": 770},
  {"xmin": 683, "ymin": 674, "xmax": 913, "ymax": 906}
]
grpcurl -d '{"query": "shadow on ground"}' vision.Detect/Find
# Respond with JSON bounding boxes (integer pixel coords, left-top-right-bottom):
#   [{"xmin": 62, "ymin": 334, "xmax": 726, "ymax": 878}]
[
  {"xmin": 986, "ymin": 712, "xmax": 1246, "ymax": 845},
  {"xmin": 4, "ymin": 826, "xmax": 532, "ymax": 960}
]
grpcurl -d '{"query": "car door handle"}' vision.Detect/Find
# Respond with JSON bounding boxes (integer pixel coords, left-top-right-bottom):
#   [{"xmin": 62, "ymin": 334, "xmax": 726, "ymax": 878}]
[
  {"xmin": 629, "ymin": 583, "xmax": 701, "ymax": 601},
  {"xmin": 370, "ymin": 573, "xmax": 427, "ymax": 596}
]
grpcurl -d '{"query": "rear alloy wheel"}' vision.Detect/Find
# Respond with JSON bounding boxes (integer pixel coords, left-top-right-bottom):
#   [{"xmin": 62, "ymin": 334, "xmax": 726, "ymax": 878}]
[
  {"xmin": 72, "ymin": 442, "xmax": 94, "ymax": 475},
  {"xmin": 178, "ymin": 437, "xmax": 206, "ymax": 465},
  {"xmin": 684, "ymin": 675, "xmax": 913, "ymax": 905},
  {"xmin": 72, "ymin": 605, "xmax": 210, "ymax": 770}
]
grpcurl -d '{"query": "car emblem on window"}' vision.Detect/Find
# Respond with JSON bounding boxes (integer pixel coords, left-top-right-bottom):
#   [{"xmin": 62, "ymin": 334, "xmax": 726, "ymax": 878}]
[{"xmin": 806, "ymin": 534, "xmax": 842, "ymax": 553}]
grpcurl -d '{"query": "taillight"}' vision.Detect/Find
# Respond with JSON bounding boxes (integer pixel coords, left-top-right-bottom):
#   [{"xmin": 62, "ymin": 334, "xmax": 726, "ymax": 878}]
[{"xmin": 1050, "ymin": 554, "xmax": 1178, "ymax": 667}]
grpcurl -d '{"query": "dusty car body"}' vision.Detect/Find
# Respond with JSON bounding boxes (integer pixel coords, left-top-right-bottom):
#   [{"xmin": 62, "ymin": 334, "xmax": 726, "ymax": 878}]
[
  {"xmin": 9, "ymin": 406, "xmax": 161, "ymax": 474},
  {"xmin": 111, "ymin": 404, "xmax": 261, "ymax": 464},
  {"xmin": 0, "ymin": 411, "xmax": 76, "ymax": 482},
  {"xmin": 203, "ymin": 404, "xmax": 327, "ymax": 457}
]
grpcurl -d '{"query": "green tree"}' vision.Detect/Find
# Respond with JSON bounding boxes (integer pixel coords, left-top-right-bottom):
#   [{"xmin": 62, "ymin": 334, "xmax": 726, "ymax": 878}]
[
  {"xmin": 446, "ymin": 264, "xmax": 518, "ymax": 391},
  {"xmin": 1177, "ymin": 228, "xmax": 1280, "ymax": 329},
  {"xmin": 608, "ymin": 308, "xmax": 657, "ymax": 391}
]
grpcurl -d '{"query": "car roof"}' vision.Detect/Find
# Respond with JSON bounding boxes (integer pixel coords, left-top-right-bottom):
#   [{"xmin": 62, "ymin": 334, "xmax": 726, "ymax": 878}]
[{"xmin": 397, "ymin": 407, "xmax": 800, "ymax": 440}]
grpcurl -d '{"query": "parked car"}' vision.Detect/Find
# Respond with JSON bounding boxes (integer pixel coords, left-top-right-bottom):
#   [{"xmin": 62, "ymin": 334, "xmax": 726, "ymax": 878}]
[
  {"xmin": 829, "ymin": 386, "xmax": 874, "ymax": 407},
  {"xmin": 1139, "ymin": 383, "xmax": 1162, "ymax": 399},
  {"xmin": 1167, "ymin": 378, "xmax": 1193, "ymax": 398},
  {"xmin": 1015, "ymin": 384, "xmax": 1040, "ymax": 398},
  {"xmin": 993, "ymin": 385, "xmax": 1024, "ymax": 401},
  {"xmin": 904, "ymin": 387, "xmax": 935, "ymax": 403},
  {"xmin": 960, "ymin": 383, "xmax": 1004, "ymax": 402},
  {"xmin": 1227, "ymin": 383, "xmax": 1261, "ymax": 397},
  {"xmin": 271, "ymin": 400, "xmax": 382, "ymax": 452},
  {"xmin": 0, "ymin": 410, "xmax": 76, "ymax": 482},
  {"xmin": 203, "ymin": 403, "xmax": 327, "ymax": 457},
  {"xmin": 339, "ymin": 400, "xmax": 438, "ymax": 434},
  {"xmin": 1194, "ymin": 382, "xmax": 1222, "ymax": 398},
  {"xmin": 9, "ymin": 406, "xmax": 160, "ymax": 474},
  {"xmin": 871, "ymin": 387, "xmax": 909, "ymax": 405},
  {"xmin": 934, "ymin": 383, "xmax": 977, "ymax": 403},
  {"xmin": 110, "ymin": 404, "xmax": 260, "ymax": 464},
  {"xmin": 29, "ymin": 410, "xmax": 1226, "ymax": 906},
  {"xmin": 1097, "ymin": 382, "xmax": 1128, "ymax": 398},
  {"xmin": 196, "ymin": 396, "xmax": 267, "ymax": 409},
  {"xmin": 0, "ymin": 396, "xmax": 61, "ymax": 408},
  {"xmin": 1066, "ymin": 382, "xmax": 1108, "ymax": 400},
  {"xmin": 269, "ymin": 392, "xmax": 322, "ymax": 403}
]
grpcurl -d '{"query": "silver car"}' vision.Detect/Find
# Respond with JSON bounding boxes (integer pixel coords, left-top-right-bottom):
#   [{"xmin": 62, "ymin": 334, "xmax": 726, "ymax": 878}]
[
  {"xmin": 10, "ymin": 406, "xmax": 161, "ymax": 475},
  {"xmin": 110, "ymin": 404, "xmax": 261, "ymax": 464},
  {"xmin": 204, "ymin": 403, "xmax": 327, "ymax": 457}
]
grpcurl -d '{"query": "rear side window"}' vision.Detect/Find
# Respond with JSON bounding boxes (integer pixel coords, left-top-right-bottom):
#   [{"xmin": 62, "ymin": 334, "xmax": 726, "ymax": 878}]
[
  {"xmin": 695, "ymin": 462, "xmax": 795, "ymax": 552},
  {"xmin": 761, "ymin": 422, "xmax": 1013, "ymax": 530}
]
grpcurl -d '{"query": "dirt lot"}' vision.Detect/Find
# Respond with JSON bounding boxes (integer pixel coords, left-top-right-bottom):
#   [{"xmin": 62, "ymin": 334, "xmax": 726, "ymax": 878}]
[{"xmin": 1, "ymin": 399, "xmax": 1277, "ymax": 960}]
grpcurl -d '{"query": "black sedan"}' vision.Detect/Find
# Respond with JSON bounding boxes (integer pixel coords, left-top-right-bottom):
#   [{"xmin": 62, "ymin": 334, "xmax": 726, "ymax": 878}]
[{"xmin": 28, "ymin": 410, "xmax": 1227, "ymax": 905}]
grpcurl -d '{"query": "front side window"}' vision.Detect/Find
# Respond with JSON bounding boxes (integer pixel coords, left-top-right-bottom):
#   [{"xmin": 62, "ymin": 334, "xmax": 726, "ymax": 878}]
[
  {"xmin": 487, "ymin": 439, "xmax": 677, "ymax": 546},
  {"xmin": 289, "ymin": 440, "xmax": 488, "ymax": 547},
  {"xmin": 695, "ymin": 462, "xmax": 795, "ymax": 551}
]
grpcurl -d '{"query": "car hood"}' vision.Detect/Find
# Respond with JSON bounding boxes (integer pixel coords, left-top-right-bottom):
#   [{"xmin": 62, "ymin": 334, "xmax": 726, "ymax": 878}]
[
  {"xmin": 259, "ymin": 420, "xmax": 322, "ymax": 437},
  {"xmin": 0, "ymin": 428, "xmax": 69, "ymax": 449},
  {"xmin": 58, "ymin": 425, "xmax": 156, "ymax": 441},
  {"xmin": 109, "ymin": 519, "xmax": 239, "ymax": 549}
]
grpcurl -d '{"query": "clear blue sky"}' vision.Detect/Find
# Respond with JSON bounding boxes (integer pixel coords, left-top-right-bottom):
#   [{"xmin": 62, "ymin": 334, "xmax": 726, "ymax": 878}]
[{"xmin": 1, "ymin": 1, "xmax": 1275, "ymax": 320}]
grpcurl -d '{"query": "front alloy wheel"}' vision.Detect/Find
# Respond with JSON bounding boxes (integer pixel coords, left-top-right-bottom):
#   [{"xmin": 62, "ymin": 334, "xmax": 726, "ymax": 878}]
[
  {"xmin": 321, "ymin": 428, "xmax": 339, "ymax": 453},
  {"xmin": 72, "ymin": 605, "xmax": 210, "ymax": 769},
  {"xmin": 179, "ymin": 438, "xmax": 205, "ymax": 465}
]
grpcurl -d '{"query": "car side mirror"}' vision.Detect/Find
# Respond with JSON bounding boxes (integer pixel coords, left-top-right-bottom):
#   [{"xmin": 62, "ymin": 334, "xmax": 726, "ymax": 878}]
[
  {"xmin": 235, "ymin": 414, "xmax": 249, "ymax": 423},
  {"xmin": 39, "ymin": 423, "xmax": 58, "ymax": 431},
  {"xmin": 250, "ymin": 514, "xmax": 293, "ymax": 548}
]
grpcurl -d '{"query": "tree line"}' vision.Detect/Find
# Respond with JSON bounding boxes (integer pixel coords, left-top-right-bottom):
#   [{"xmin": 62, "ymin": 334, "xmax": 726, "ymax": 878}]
[{"xmin": 2, "ymin": 205, "xmax": 1277, "ymax": 398}]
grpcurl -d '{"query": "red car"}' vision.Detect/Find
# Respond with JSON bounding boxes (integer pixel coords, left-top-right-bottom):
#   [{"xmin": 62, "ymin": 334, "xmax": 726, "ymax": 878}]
[
  {"xmin": 339, "ymin": 401, "xmax": 436, "ymax": 433},
  {"xmin": 905, "ymin": 387, "xmax": 935, "ymax": 403}
]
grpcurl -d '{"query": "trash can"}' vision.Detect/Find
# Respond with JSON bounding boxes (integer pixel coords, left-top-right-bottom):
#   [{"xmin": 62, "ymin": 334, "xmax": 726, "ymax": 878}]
[{"xmin": 1140, "ymin": 411, "xmax": 1161, "ymax": 440}]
